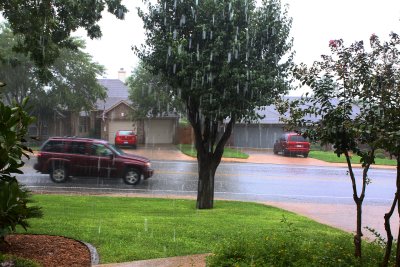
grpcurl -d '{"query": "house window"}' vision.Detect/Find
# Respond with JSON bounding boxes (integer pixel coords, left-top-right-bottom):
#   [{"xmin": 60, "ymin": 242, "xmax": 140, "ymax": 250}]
[{"xmin": 79, "ymin": 116, "xmax": 89, "ymax": 133}]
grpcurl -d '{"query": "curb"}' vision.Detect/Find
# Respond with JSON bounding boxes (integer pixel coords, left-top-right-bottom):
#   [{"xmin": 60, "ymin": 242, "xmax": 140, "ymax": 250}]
[{"xmin": 82, "ymin": 241, "xmax": 100, "ymax": 266}]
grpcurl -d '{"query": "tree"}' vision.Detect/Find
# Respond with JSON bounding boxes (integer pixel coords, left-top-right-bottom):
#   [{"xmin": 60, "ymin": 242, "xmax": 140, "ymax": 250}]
[
  {"xmin": 0, "ymin": 24, "xmax": 106, "ymax": 139},
  {"xmin": 127, "ymin": 62, "xmax": 183, "ymax": 119},
  {"xmin": 282, "ymin": 38, "xmax": 381, "ymax": 258},
  {"xmin": 0, "ymin": 0, "xmax": 127, "ymax": 80},
  {"xmin": 136, "ymin": 0, "xmax": 293, "ymax": 209},
  {"xmin": 366, "ymin": 32, "xmax": 400, "ymax": 267}
]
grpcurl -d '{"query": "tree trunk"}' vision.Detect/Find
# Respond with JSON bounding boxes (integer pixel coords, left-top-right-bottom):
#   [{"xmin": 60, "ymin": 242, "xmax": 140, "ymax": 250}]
[
  {"xmin": 196, "ymin": 154, "xmax": 217, "ymax": 209},
  {"xmin": 354, "ymin": 200, "xmax": 362, "ymax": 258},
  {"xmin": 344, "ymin": 151, "xmax": 364, "ymax": 258},
  {"xmin": 382, "ymin": 194, "xmax": 397, "ymax": 267},
  {"xmin": 396, "ymin": 157, "xmax": 400, "ymax": 266}
]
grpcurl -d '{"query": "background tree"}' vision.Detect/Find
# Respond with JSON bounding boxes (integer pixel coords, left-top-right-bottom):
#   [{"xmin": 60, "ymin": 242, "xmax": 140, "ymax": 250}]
[
  {"xmin": 281, "ymin": 38, "xmax": 380, "ymax": 258},
  {"xmin": 0, "ymin": 24, "xmax": 106, "ymax": 139},
  {"xmin": 127, "ymin": 62, "xmax": 183, "ymax": 119},
  {"xmin": 137, "ymin": 0, "xmax": 293, "ymax": 209},
  {"xmin": 0, "ymin": 0, "xmax": 127, "ymax": 80}
]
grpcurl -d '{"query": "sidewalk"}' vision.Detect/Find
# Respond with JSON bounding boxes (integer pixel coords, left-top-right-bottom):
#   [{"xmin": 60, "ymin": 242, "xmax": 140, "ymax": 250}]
[{"xmin": 94, "ymin": 145, "xmax": 397, "ymax": 267}]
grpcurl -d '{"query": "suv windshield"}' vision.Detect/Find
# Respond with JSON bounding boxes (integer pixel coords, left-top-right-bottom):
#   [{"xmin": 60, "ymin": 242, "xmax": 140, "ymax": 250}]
[{"xmin": 110, "ymin": 144, "xmax": 125, "ymax": 155}]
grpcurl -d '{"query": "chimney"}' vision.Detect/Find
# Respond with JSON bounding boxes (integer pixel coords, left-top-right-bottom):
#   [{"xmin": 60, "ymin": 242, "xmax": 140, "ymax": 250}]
[{"xmin": 118, "ymin": 68, "xmax": 126, "ymax": 82}]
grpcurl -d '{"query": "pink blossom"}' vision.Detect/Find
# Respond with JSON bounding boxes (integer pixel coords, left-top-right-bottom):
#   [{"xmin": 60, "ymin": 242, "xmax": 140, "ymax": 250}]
[{"xmin": 329, "ymin": 40, "xmax": 337, "ymax": 48}]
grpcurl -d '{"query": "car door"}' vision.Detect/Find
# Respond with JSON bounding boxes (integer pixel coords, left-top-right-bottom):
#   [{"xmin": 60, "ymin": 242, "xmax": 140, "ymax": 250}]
[
  {"xmin": 88, "ymin": 143, "xmax": 117, "ymax": 178},
  {"xmin": 64, "ymin": 141, "xmax": 89, "ymax": 177}
]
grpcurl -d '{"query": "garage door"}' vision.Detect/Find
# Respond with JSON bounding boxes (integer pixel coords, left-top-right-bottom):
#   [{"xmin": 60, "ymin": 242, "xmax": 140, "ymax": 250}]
[
  {"xmin": 108, "ymin": 120, "xmax": 137, "ymax": 144},
  {"xmin": 144, "ymin": 119, "xmax": 175, "ymax": 144},
  {"xmin": 232, "ymin": 124, "xmax": 284, "ymax": 149}
]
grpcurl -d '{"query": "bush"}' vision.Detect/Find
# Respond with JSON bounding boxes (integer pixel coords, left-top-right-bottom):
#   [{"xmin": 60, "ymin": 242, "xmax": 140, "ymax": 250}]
[
  {"xmin": 0, "ymin": 87, "xmax": 42, "ymax": 245},
  {"xmin": 207, "ymin": 234, "xmax": 389, "ymax": 266},
  {"xmin": 0, "ymin": 180, "xmax": 42, "ymax": 244}
]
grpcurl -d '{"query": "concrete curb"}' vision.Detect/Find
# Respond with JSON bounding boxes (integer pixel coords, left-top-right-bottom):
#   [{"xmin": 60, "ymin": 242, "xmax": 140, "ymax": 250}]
[{"xmin": 82, "ymin": 241, "xmax": 100, "ymax": 266}]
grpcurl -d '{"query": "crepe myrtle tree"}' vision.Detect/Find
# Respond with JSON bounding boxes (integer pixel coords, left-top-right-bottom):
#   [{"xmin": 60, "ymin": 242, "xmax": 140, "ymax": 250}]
[
  {"xmin": 0, "ymin": 0, "xmax": 127, "ymax": 80},
  {"xmin": 367, "ymin": 32, "xmax": 400, "ymax": 267},
  {"xmin": 279, "ymin": 37, "xmax": 381, "ymax": 258},
  {"xmin": 136, "ymin": 0, "xmax": 293, "ymax": 209}
]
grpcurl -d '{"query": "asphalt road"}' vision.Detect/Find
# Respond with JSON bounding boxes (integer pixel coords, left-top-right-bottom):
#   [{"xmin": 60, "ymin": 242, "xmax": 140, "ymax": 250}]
[{"xmin": 19, "ymin": 158, "xmax": 396, "ymax": 206}]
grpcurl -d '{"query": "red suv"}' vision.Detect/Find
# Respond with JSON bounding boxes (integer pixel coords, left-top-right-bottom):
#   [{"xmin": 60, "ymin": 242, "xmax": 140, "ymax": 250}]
[
  {"xmin": 34, "ymin": 137, "xmax": 153, "ymax": 185},
  {"xmin": 273, "ymin": 133, "xmax": 310, "ymax": 157},
  {"xmin": 115, "ymin": 130, "xmax": 137, "ymax": 149}
]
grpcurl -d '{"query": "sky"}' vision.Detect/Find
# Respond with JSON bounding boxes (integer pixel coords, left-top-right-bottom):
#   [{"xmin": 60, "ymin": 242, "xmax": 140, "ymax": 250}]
[{"xmin": 77, "ymin": 0, "xmax": 400, "ymax": 86}]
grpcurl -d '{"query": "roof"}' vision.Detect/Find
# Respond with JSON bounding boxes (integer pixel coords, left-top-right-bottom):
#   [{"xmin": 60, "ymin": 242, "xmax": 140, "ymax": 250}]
[
  {"xmin": 237, "ymin": 96, "xmax": 361, "ymax": 125},
  {"xmin": 95, "ymin": 79, "xmax": 131, "ymax": 110}
]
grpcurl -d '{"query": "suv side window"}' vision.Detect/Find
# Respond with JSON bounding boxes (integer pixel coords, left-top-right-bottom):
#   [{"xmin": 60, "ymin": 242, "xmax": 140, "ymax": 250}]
[
  {"xmin": 66, "ymin": 141, "xmax": 87, "ymax": 155},
  {"xmin": 90, "ymin": 144, "xmax": 113, "ymax": 157},
  {"xmin": 42, "ymin": 140, "xmax": 64, "ymax": 152}
]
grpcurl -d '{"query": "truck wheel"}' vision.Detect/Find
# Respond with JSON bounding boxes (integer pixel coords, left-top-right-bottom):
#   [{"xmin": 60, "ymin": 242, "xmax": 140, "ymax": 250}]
[
  {"xmin": 50, "ymin": 165, "xmax": 68, "ymax": 183},
  {"xmin": 123, "ymin": 168, "xmax": 141, "ymax": 185}
]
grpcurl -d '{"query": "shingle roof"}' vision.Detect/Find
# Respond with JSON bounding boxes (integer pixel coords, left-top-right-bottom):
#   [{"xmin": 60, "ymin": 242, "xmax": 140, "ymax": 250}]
[
  {"xmin": 240, "ymin": 96, "xmax": 361, "ymax": 125},
  {"xmin": 95, "ymin": 79, "xmax": 131, "ymax": 110}
]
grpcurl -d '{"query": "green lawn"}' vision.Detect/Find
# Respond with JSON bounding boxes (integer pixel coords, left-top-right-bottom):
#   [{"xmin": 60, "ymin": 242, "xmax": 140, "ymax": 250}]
[
  {"xmin": 309, "ymin": 150, "xmax": 397, "ymax": 166},
  {"xmin": 178, "ymin": 144, "xmax": 249, "ymax": 159},
  {"xmin": 16, "ymin": 195, "xmax": 386, "ymax": 265}
]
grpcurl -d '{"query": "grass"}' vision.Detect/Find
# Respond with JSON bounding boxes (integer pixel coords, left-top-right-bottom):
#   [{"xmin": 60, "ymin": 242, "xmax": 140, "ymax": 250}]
[
  {"xmin": 178, "ymin": 144, "xmax": 249, "ymax": 159},
  {"xmin": 17, "ymin": 194, "xmax": 387, "ymax": 265},
  {"xmin": 309, "ymin": 151, "xmax": 397, "ymax": 166}
]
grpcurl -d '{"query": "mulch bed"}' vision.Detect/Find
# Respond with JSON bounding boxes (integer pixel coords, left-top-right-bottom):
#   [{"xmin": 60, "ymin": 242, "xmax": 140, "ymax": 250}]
[{"xmin": 1, "ymin": 234, "xmax": 91, "ymax": 267}]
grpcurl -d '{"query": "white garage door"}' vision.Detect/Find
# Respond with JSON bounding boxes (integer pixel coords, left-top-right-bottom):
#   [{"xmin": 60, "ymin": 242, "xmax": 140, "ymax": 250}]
[
  {"xmin": 108, "ymin": 121, "xmax": 137, "ymax": 144},
  {"xmin": 144, "ymin": 119, "xmax": 174, "ymax": 144}
]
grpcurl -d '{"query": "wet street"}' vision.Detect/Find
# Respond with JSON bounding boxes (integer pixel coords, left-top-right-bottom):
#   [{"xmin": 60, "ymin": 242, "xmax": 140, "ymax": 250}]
[{"xmin": 18, "ymin": 158, "xmax": 397, "ymax": 206}]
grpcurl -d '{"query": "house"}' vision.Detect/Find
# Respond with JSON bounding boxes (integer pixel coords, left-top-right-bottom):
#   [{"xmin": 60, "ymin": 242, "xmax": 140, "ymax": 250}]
[
  {"xmin": 95, "ymin": 78, "xmax": 179, "ymax": 145},
  {"xmin": 31, "ymin": 69, "xmax": 179, "ymax": 145},
  {"xmin": 229, "ymin": 106, "xmax": 284, "ymax": 149},
  {"xmin": 229, "ymin": 97, "xmax": 361, "ymax": 149}
]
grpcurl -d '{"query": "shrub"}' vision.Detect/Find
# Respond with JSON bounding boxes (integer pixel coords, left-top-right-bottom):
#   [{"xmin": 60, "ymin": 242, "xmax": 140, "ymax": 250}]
[
  {"xmin": 0, "ymin": 180, "xmax": 42, "ymax": 244},
  {"xmin": 207, "ymin": 234, "xmax": 389, "ymax": 266},
  {"xmin": 0, "ymin": 85, "xmax": 42, "ymax": 245}
]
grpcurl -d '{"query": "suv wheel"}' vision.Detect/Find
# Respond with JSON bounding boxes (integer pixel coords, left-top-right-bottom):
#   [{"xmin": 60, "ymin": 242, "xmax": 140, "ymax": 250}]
[
  {"xmin": 50, "ymin": 165, "xmax": 68, "ymax": 183},
  {"xmin": 123, "ymin": 168, "xmax": 141, "ymax": 185},
  {"xmin": 303, "ymin": 153, "xmax": 309, "ymax": 158}
]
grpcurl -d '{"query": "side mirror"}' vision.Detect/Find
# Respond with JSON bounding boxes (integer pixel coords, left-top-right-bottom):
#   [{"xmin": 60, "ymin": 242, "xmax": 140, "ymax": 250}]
[{"xmin": 109, "ymin": 153, "xmax": 114, "ymax": 160}]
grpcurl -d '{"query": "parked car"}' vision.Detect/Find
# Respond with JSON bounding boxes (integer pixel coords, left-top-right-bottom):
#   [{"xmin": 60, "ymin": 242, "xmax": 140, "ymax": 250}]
[
  {"xmin": 115, "ymin": 130, "xmax": 137, "ymax": 149},
  {"xmin": 273, "ymin": 133, "xmax": 310, "ymax": 157},
  {"xmin": 34, "ymin": 137, "xmax": 153, "ymax": 185}
]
